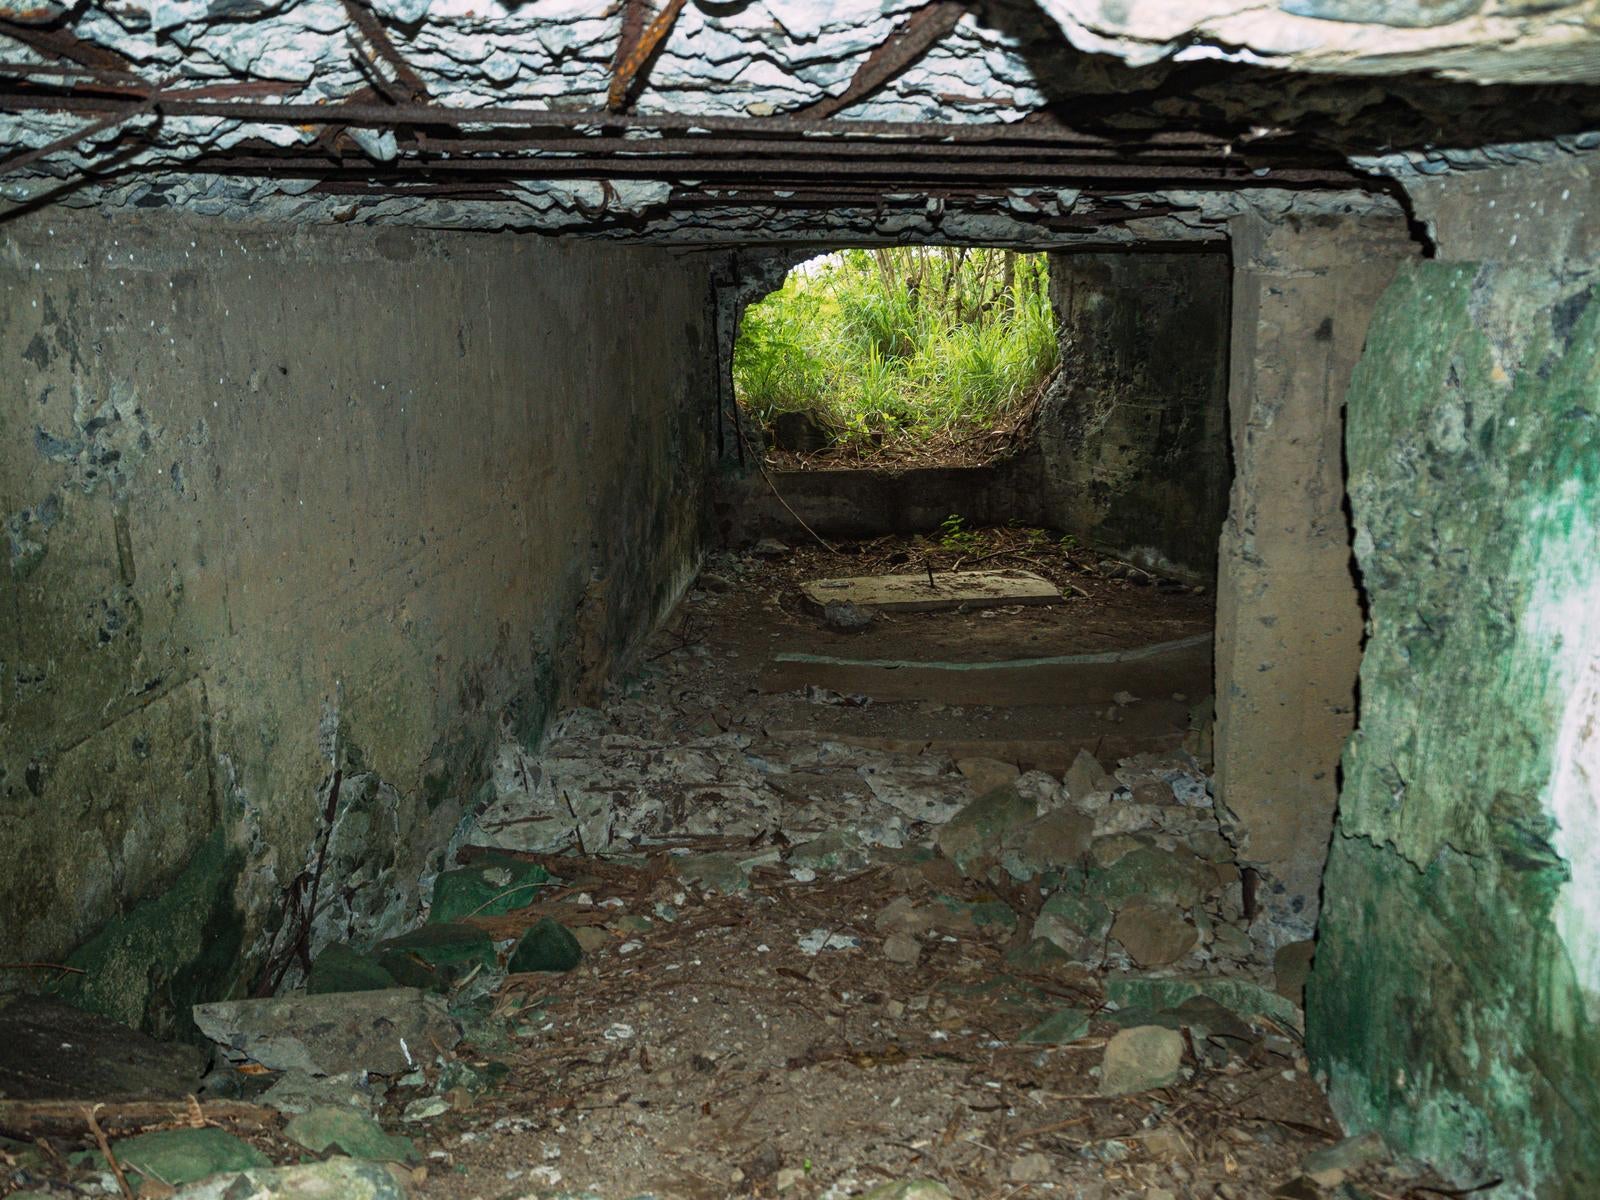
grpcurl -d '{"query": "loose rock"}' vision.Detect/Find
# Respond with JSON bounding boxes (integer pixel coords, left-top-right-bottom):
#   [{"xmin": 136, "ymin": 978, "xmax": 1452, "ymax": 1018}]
[
  {"xmin": 193, "ymin": 989, "xmax": 461, "ymax": 1077},
  {"xmin": 508, "ymin": 918, "xmax": 583, "ymax": 973},
  {"xmin": 285, "ymin": 1106, "xmax": 418, "ymax": 1164},
  {"xmin": 822, "ymin": 599, "xmax": 875, "ymax": 631},
  {"xmin": 1100, "ymin": 1025, "xmax": 1185, "ymax": 1096},
  {"xmin": 174, "ymin": 1159, "xmax": 413, "ymax": 1199},
  {"xmin": 1111, "ymin": 900, "xmax": 1198, "ymax": 967}
]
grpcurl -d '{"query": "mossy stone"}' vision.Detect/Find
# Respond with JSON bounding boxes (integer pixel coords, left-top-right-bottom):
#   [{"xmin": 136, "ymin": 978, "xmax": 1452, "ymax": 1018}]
[
  {"xmin": 429, "ymin": 856, "xmax": 551, "ymax": 924},
  {"xmin": 374, "ymin": 923, "xmax": 496, "ymax": 991},
  {"xmin": 111, "ymin": 1127, "xmax": 270, "ymax": 1188},
  {"xmin": 307, "ymin": 944, "xmax": 398, "ymax": 995},
  {"xmin": 285, "ymin": 1106, "xmax": 418, "ymax": 1164},
  {"xmin": 1019, "ymin": 1007, "xmax": 1092, "ymax": 1045},
  {"xmin": 508, "ymin": 918, "xmax": 582, "ymax": 973}
]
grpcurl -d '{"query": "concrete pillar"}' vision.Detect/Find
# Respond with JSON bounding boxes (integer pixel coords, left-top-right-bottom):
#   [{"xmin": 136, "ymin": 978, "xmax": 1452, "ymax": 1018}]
[{"xmin": 1213, "ymin": 212, "xmax": 1417, "ymax": 944}]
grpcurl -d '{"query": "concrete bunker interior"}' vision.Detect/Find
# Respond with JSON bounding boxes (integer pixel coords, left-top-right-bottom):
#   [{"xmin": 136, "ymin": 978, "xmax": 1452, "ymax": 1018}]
[{"xmin": 1, "ymin": 4, "xmax": 1597, "ymax": 1199}]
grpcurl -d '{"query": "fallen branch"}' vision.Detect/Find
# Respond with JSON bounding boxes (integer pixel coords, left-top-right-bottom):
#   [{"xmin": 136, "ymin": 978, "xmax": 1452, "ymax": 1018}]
[
  {"xmin": 84, "ymin": 1106, "xmax": 134, "ymax": 1200},
  {"xmin": 0, "ymin": 1099, "xmax": 280, "ymax": 1139}
]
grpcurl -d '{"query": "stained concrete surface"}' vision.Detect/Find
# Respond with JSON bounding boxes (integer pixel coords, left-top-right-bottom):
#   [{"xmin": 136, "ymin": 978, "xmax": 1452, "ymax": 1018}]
[{"xmin": 0, "ymin": 211, "xmax": 719, "ymax": 1034}]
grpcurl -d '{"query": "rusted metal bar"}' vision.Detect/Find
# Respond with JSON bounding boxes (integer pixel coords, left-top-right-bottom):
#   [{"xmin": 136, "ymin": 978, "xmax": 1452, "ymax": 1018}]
[
  {"xmin": 0, "ymin": 89, "xmax": 1193, "ymax": 144},
  {"xmin": 0, "ymin": 18, "xmax": 139, "ymax": 73},
  {"xmin": 607, "ymin": 0, "xmax": 687, "ymax": 112},
  {"xmin": 0, "ymin": 107, "xmax": 137, "ymax": 174},
  {"xmin": 796, "ymin": 1, "xmax": 966, "ymax": 120},
  {"xmin": 341, "ymin": 0, "xmax": 429, "ymax": 101}
]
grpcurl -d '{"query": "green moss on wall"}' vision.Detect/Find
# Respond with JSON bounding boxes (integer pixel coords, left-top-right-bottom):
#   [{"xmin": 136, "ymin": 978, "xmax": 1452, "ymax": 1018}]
[
  {"xmin": 51, "ymin": 828, "xmax": 246, "ymax": 1041},
  {"xmin": 1310, "ymin": 262, "xmax": 1600, "ymax": 1198}
]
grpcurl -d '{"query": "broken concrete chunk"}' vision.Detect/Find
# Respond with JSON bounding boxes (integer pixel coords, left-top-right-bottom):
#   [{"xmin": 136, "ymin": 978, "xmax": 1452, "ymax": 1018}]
[
  {"xmin": 882, "ymin": 932, "xmax": 922, "ymax": 965},
  {"xmin": 375, "ymin": 923, "xmax": 497, "ymax": 992},
  {"xmin": 822, "ymin": 599, "xmax": 875, "ymax": 631},
  {"xmin": 1032, "ymin": 890, "xmax": 1112, "ymax": 958},
  {"xmin": 173, "ymin": 1159, "xmax": 413, "ymax": 1199},
  {"xmin": 193, "ymin": 989, "xmax": 461, "ymax": 1077},
  {"xmin": 429, "ymin": 855, "xmax": 551, "ymax": 924},
  {"xmin": 999, "ymin": 808, "xmax": 1093, "ymax": 880},
  {"xmin": 307, "ymin": 944, "xmax": 398, "ymax": 995},
  {"xmin": 1302, "ymin": 1130, "xmax": 1387, "ymax": 1186},
  {"xmin": 955, "ymin": 756, "xmax": 1020, "ymax": 796},
  {"xmin": 789, "ymin": 829, "xmax": 873, "ymax": 873},
  {"xmin": 1099, "ymin": 1025, "xmax": 1185, "ymax": 1096},
  {"xmin": 1064, "ymin": 749, "xmax": 1113, "ymax": 800},
  {"xmin": 111, "ymin": 1127, "xmax": 270, "ymax": 1189},
  {"xmin": 1085, "ymin": 845, "xmax": 1214, "ymax": 910},
  {"xmin": 860, "ymin": 1182, "xmax": 953, "ymax": 1200},
  {"xmin": 507, "ymin": 918, "xmax": 583, "ymax": 974},
  {"xmin": 802, "ymin": 569, "xmax": 1060, "ymax": 614},
  {"xmin": 1111, "ymin": 900, "xmax": 1198, "ymax": 967},
  {"xmin": 284, "ymin": 1106, "xmax": 418, "ymax": 1164},
  {"xmin": 260, "ymin": 1071, "xmax": 378, "ymax": 1116},
  {"xmin": 936, "ymin": 785, "xmax": 1035, "ymax": 874},
  {"xmin": 1018, "ymin": 1006, "xmax": 1091, "ymax": 1044},
  {"xmin": 1105, "ymin": 976, "xmax": 1302, "ymax": 1030}
]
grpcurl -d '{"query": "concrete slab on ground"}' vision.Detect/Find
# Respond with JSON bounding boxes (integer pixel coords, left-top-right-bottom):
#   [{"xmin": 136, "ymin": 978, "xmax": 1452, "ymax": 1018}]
[{"xmin": 801, "ymin": 569, "xmax": 1060, "ymax": 613}]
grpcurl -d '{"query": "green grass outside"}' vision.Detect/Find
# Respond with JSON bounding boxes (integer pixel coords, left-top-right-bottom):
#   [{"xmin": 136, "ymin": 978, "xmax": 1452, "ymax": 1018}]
[{"xmin": 733, "ymin": 248, "xmax": 1058, "ymax": 450}]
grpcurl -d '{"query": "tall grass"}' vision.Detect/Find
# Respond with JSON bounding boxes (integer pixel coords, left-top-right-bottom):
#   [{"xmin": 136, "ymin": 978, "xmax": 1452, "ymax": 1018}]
[{"xmin": 734, "ymin": 248, "xmax": 1057, "ymax": 447}]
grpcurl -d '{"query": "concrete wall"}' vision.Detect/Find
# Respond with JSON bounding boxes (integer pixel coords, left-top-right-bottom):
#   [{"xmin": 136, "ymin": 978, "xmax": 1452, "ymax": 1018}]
[
  {"xmin": 1031, "ymin": 249, "xmax": 1232, "ymax": 579},
  {"xmin": 0, "ymin": 212, "xmax": 717, "ymax": 1035},
  {"xmin": 1310, "ymin": 156, "xmax": 1600, "ymax": 1198},
  {"xmin": 1213, "ymin": 214, "xmax": 1417, "ymax": 945}
]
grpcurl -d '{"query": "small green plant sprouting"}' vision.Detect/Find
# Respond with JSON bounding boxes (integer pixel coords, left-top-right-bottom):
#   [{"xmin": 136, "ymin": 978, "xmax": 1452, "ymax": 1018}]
[{"xmin": 940, "ymin": 513, "xmax": 981, "ymax": 553}]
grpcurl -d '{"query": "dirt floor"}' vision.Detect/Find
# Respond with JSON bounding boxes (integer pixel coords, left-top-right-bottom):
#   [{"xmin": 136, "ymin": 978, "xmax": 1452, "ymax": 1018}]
[{"xmin": 0, "ymin": 532, "xmax": 1447, "ymax": 1200}]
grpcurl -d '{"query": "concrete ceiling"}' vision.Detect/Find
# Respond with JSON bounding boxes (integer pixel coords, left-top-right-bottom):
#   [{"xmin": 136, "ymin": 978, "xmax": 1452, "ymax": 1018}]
[{"xmin": 0, "ymin": 1, "xmax": 1596, "ymax": 240}]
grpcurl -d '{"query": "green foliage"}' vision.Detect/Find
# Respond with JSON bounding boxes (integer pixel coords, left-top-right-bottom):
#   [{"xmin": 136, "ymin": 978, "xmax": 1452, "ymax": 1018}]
[
  {"xmin": 733, "ymin": 248, "xmax": 1058, "ymax": 446},
  {"xmin": 939, "ymin": 513, "xmax": 980, "ymax": 553}
]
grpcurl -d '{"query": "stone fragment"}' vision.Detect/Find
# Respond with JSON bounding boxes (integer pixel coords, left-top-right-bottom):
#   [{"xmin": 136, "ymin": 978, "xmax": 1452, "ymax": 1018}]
[
  {"xmin": 111, "ymin": 1127, "xmax": 270, "ymax": 1189},
  {"xmin": 1274, "ymin": 939, "xmax": 1317, "ymax": 1003},
  {"xmin": 429, "ymin": 855, "xmax": 551, "ymax": 924},
  {"xmin": 789, "ymin": 829, "xmax": 872, "ymax": 872},
  {"xmin": 193, "ymin": 989, "xmax": 461, "ymax": 1077},
  {"xmin": 861, "ymin": 1183, "xmax": 953, "ymax": 1200},
  {"xmin": 173, "ymin": 1159, "xmax": 413, "ymax": 1199},
  {"xmin": 882, "ymin": 933, "xmax": 922, "ymax": 965},
  {"xmin": 999, "ymin": 809, "xmax": 1094, "ymax": 880},
  {"xmin": 1111, "ymin": 900, "xmax": 1197, "ymax": 967},
  {"xmin": 260, "ymin": 1071, "xmax": 378, "ymax": 1116},
  {"xmin": 752, "ymin": 537, "xmax": 790, "ymax": 558},
  {"xmin": 1105, "ymin": 976, "xmax": 1301, "ymax": 1030},
  {"xmin": 1032, "ymin": 890, "xmax": 1112, "ymax": 957},
  {"xmin": 876, "ymin": 896, "xmax": 938, "ymax": 936},
  {"xmin": 307, "ymin": 944, "xmax": 398, "ymax": 995},
  {"xmin": 1099, "ymin": 1026, "xmax": 1184, "ymax": 1096},
  {"xmin": 1086, "ymin": 845, "xmax": 1214, "ymax": 910},
  {"xmin": 1090, "ymin": 834, "xmax": 1148, "ymax": 867},
  {"xmin": 1093, "ymin": 802, "xmax": 1164, "ymax": 836},
  {"xmin": 1018, "ymin": 1007, "xmax": 1091, "ymax": 1045},
  {"xmin": 822, "ymin": 599, "xmax": 875, "ymax": 631},
  {"xmin": 1187, "ymin": 829, "xmax": 1234, "ymax": 863},
  {"xmin": 936, "ymin": 785, "xmax": 1035, "ymax": 874},
  {"xmin": 285, "ymin": 1106, "xmax": 418, "ymax": 1164},
  {"xmin": 1003, "ymin": 937, "xmax": 1094, "ymax": 985},
  {"xmin": 374, "ymin": 923, "xmax": 497, "ymax": 991},
  {"xmin": 572, "ymin": 926, "xmax": 610, "ymax": 954},
  {"xmin": 674, "ymin": 851, "xmax": 750, "ymax": 893},
  {"xmin": 1065, "ymin": 749, "xmax": 1112, "ymax": 800},
  {"xmin": 955, "ymin": 756, "xmax": 1020, "ymax": 796},
  {"xmin": 1301, "ymin": 1131, "xmax": 1387, "ymax": 1185},
  {"xmin": 508, "ymin": 918, "xmax": 583, "ymax": 973},
  {"xmin": 1008, "ymin": 1152, "xmax": 1052, "ymax": 1182}
]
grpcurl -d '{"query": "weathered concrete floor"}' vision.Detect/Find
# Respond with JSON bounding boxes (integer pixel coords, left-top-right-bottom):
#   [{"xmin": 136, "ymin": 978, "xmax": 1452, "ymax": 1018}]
[{"xmin": 1, "ymin": 539, "xmax": 1443, "ymax": 1199}]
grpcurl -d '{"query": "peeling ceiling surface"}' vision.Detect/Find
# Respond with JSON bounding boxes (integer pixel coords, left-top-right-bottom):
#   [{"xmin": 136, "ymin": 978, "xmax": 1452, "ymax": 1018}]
[{"xmin": 0, "ymin": 1, "xmax": 1597, "ymax": 240}]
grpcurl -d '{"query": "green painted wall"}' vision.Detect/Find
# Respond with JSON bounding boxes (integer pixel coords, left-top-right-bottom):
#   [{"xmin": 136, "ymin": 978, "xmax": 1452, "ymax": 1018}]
[{"xmin": 1309, "ymin": 260, "xmax": 1600, "ymax": 1197}]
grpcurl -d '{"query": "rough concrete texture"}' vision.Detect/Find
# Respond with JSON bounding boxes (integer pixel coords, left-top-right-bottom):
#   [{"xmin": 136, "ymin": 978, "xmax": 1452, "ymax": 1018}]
[
  {"xmin": 0, "ymin": 211, "xmax": 715, "ymax": 1033},
  {"xmin": 1310, "ymin": 221, "xmax": 1600, "ymax": 1192},
  {"xmin": 1033, "ymin": 249, "xmax": 1231, "ymax": 579},
  {"xmin": 1213, "ymin": 213, "xmax": 1418, "ymax": 945}
]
